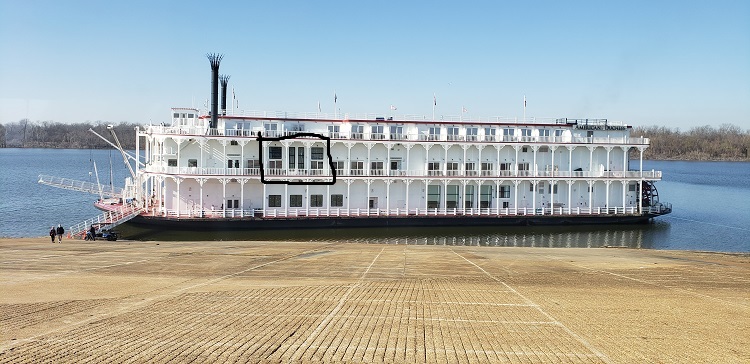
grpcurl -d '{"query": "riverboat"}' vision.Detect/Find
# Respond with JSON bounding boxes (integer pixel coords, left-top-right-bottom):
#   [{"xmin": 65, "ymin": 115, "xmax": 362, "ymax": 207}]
[{"xmin": 95, "ymin": 54, "xmax": 673, "ymax": 232}]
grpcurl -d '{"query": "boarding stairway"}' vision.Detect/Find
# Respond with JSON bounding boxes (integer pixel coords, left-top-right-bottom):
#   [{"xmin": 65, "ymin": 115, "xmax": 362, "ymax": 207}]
[
  {"xmin": 68, "ymin": 205, "xmax": 144, "ymax": 239},
  {"xmin": 38, "ymin": 175, "xmax": 123, "ymax": 198}
]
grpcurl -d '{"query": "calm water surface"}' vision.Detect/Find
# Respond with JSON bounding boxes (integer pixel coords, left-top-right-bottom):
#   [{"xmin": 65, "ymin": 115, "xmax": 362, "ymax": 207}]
[{"xmin": 1, "ymin": 149, "xmax": 748, "ymax": 252}]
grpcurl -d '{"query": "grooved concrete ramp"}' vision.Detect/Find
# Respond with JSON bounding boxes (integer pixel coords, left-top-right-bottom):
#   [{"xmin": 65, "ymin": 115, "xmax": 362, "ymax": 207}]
[{"xmin": 0, "ymin": 239, "xmax": 747, "ymax": 363}]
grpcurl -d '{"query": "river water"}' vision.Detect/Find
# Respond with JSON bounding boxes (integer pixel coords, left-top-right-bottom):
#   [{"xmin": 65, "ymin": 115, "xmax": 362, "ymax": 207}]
[{"xmin": 0, "ymin": 148, "xmax": 748, "ymax": 252}]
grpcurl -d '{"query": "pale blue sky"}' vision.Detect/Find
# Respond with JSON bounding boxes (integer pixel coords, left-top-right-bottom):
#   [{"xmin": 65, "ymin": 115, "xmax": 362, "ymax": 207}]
[{"xmin": 1, "ymin": 0, "xmax": 748, "ymax": 130}]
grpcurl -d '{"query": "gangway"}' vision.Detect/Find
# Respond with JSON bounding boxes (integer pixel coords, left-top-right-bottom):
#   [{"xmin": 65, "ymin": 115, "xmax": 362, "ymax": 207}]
[
  {"xmin": 68, "ymin": 205, "xmax": 144, "ymax": 239},
  {"xmin": 38, "ymin": 175, "xmax": 122, "ymax": 198}
]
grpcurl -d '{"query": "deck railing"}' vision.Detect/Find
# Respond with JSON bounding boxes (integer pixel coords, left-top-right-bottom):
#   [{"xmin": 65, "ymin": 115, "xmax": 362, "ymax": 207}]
[
  {"xmin": 152, "ymin": 205, "xmax": 657, "ymax": 219},
  {"xmin": 146, "ymin": 125, "xmax": 649, "ymax": 145},
  {"xmin": 144, "ymin": 166, "xmax": 662, "ymax": 180}
]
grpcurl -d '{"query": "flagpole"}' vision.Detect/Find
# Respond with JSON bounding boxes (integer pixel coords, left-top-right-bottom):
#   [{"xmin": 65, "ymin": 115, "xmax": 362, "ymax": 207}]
[
  {"xmin": 523, "ymin": 95, "xmax": 526, "ymax": 122},
  {"xmin": 432, "ymin": 93, "xmax": 435, "ymax": 121},
  {"xmin": 333, "ymin": 90, "xmax": 337, "ymax": 119}
]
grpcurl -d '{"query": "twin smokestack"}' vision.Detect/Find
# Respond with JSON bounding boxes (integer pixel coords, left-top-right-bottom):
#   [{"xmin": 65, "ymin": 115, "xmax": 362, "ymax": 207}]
[{"xmin": 206, "ymin": 53, "xmax": 228, "ymax": 129}]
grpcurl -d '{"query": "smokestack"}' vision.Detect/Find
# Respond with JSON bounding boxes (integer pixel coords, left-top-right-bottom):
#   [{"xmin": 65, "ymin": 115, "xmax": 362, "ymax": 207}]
[
  {"xmin": 220, "ymin": 74, "xmax": 230, "ymax": 116},
  {"xmin": 206, "ymin": 53, "xmax": 223, "ymax": 129}
]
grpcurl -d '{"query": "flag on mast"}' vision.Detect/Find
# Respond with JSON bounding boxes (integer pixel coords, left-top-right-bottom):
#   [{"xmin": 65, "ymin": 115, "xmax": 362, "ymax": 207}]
[
  {"xmin": 433, "ymin": 94, "xmax": 437, "ymax": 106},
  {"xmin": 390, "ymin": 105, "xmax": 397, "ymax": 110}
]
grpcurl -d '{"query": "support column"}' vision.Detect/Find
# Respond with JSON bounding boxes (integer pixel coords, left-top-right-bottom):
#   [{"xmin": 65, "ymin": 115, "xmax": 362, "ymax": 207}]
[
  {"xmin": 240, "ymin": 179, "xmax": 247, "ymax": 217},
  {"xmin": 605, "ymin": 180, "xmax": 611, "ymax": 213},
  {"xmin": 567, "ymin": 180, "xmax": 573, "ymax": 214},
  {"xmin": 513, "ymin": 180, "xmax": 519, "ymax": 214},
  {"xmin": 198, "ymin": 178, "xmax": 206, "ymax": 217}
]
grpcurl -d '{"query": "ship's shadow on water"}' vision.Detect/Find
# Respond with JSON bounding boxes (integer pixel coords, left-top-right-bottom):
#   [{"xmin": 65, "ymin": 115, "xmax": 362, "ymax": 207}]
[{"xmin": 117, "ymin": 222, "xmax": 671, "ymax": 249}]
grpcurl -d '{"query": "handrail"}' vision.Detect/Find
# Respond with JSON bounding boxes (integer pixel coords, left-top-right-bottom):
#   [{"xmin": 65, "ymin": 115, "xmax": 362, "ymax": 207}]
[
  {"xmin": 146, "ymin": 125, "xmax": 649, "ymax": 145},
  {"xmin": 68, "ymin": 205, "xmax": 144, "ymax": 239},
  {"xmin": 39, "ymin": 175, "xmax": 122, "ymax": 198},
  {"xmin": 144, "ymin": 166, "xmax": 663, "ymax": 179},
  {"xmin": 151, "ymin": 205, "xmax": 656, "ymax": 219}
]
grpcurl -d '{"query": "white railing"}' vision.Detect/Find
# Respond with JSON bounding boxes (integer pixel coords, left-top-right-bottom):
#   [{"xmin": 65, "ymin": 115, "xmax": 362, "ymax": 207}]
[
  {"xmin": 152, "ymin": 205, "xmax": 651, "ymax": 219},
  {"xmin": 68, "ymin": 205, "xmax": 144, "ymax": 239},
  {"xmin": 145, "ymin": 125, "xmax": 649, "ymax": 146},
  {"xmin": 144, "ymin": 166, "xmax": 663, "ymax": 180},
  {"xmin": 39, "ymin": 175, "xmax": 123, "ymax": 198}
]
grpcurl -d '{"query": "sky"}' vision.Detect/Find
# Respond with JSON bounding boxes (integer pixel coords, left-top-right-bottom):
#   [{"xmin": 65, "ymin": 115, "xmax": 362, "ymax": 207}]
[{"xmin": 1, "ymin": 1, "xmax": 749, "ymax": 130}]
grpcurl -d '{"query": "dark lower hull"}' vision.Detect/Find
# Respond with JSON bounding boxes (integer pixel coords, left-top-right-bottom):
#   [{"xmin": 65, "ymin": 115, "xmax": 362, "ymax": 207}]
[{"xmin": 126, "ymin": 213, "xmax": 662, "ymax": 231}]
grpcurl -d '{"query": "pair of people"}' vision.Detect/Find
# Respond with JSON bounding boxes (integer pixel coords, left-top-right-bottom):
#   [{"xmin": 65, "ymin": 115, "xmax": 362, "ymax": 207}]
[
  {"xmin": 85, "ymin": 225, "xmax": 97, "ymax": 241},
  {"xmin": 49, "ymin": 224, "xmax": 64, "ymax": 243}
]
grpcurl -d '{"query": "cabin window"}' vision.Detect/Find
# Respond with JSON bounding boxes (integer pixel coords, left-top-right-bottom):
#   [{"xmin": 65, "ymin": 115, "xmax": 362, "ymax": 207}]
[
  {"xmin": 539, "ymin": 146, "xmax": 549, "ymax": 153},
  {"xmin": 268, "ymin": 195, "xmax": 282, "ymax": 207},
  {"xmin": 428, "ymin": 127, "xmax": 441, "ymax": 140},
  {"xmin": 539, "ymin": 182, "xmax": 546, "ymax": 194},
  {"xmin": 389, "ymin": 126, "xmax": 404, "ymax": 139},
  {"xmin": 168, "ymin": 159, "xmax": 177, "ymax": 167},
  {"xmin": 503, "ymin": 201, "xmax": 510, "ymax": 208},
  {"xmin": 311, "ymin": 147, "xmax": 324, "ymax": 171},
  {"xmin": 480, "ymin": 185, "xmax": 493, "ymax": 208},
  {"xmin": 522, "ymin": 146, "xmax": 528, "ymax": 153},
  {"xmin": 464, "ymin": 185, "xmax": 475, "ymax": 208},
  {"xmin": 331, "ymin": 194, "xmax": 344, "ymax": 207},
  {"xmin": 230, "ymin": 140, "xmax": 238, "ymax": 146},
  {"xmin": 188, "ymin": 159, "xmax": 197, "ymax": 167},
  {"xmin": 629, "ymin": 184, "xmax": 637, "ymax": 192},
  {"xmin": 427, "ymin": 185, "xmax": 441, "ymax": 208},
  {"xmin": 447, "ymin": 127, "xmax": 460, "ymax": 140},
  {"xmin": 521, "ymin": 128, "xmax": 532, "ymax": 137},
  {"xmin": 334, "ymin": 161, "xmax": 345, "ymax": 174},
  {"xmin": 446, "ymin": 162, "xmax": 459, "ymax": 176},
  {"xmin": 499, "ymin": 185, "xmax": 511, "ymax": 198},
  {"xmin": 555, "ymin": 129, "xmax": 564, "ymax": 137},
  {"xmin": 446, "ymin": 185, "xmax": 459, "ymax": 208},
  {"xmin": 465, "ymin": 162, "xmax": 475, "ymax": 175},
  {"xmin": 351, "ymin": 125, "xmax": 364, "ymax": 139},
  {"xmin": 485, "ymin": 127, "xmax": 496, "ymax": 141},
  {"xmin": 499, "ymin": 163, "xmax": 511, "ymax": 171},
  {"xmin": 350, "ymin": 161, "xmax": 364, "ymax": 175},
  {"xmin": 290, "ymin": 195, "xmax": 302, "ymax": 207},
  {"xmin": 310, "ymin": 194, "xmax": 323, "ymax": 207},
  {"xmin": 269, "ymin": 146, "xmax": 282, "ymax": 160},
  {"xmin": 481, "ymin": 163, "xmax": 493, "ymax": 176},
  {"xmin": 328, "ymin": 125, "xmax": 340, "ymax": 138},
  {"xmin": 247, "ymin": 160, "xmax": 260, "ymax": 169},
  {"xmin": 466, "ymin": 127, "xmax": 478, "ymax": 141},
  {"xmin": 503, "ymin": 128, "xmax": 514, "ymax": 141},
  {"xmin": 427, "ymin": 162, "xmax": 441, "ymax": 176},
  {"xmin": 371, "ymin": 125, "xmax": 384, "ymax": 139},
  {"xmin": 370, "ymin": 161, "xmax": 384, "ymax": 175}
]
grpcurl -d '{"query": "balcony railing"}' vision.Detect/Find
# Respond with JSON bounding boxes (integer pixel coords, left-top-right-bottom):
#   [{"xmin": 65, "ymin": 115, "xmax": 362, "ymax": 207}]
[
  {"xmin": 145, "ymin": 165, "xmax": 663, "ymax": 179},
  {"xmin": 150, "ymin": 125, "xmax": 652, "ymax": 146},
  {"xmin": 151, "ymin": 205, "xmax": 657, "ymax": 220}
]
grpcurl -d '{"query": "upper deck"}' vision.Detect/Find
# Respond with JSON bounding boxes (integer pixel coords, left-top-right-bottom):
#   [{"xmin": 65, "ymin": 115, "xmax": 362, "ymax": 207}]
[{"xmin": 155, "ymin": 108, "xmax": 649, "ymax": 146}]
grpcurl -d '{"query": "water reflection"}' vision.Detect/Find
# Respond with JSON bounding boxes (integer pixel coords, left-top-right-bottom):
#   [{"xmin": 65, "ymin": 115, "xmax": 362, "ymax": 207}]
[{"xmin": 118, "ymin": 222, "xmax": 672, "ymax": 249}]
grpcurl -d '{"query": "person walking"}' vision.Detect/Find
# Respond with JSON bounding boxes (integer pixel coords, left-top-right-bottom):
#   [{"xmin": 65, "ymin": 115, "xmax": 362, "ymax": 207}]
[
  {"xmin": 49, "ymin": 227, "xmax": 56, "ymax": 243},
  {"xmin": 56, "ymin": 224, "xmax": 65, "ymax": 243}
]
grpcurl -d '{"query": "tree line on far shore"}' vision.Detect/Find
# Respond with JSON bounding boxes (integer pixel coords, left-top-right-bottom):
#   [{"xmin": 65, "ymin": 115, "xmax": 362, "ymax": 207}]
[
  {"xmin": 0, "ymin": 120, "xmax": 138, "ymax": 150},
  {"xmin": 631, "ymin": 124, "xmax": 749, "ymax": 161},
  {"xmin": 0, "ymin": 119, "xmax": 748, "ymax": 161}
]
